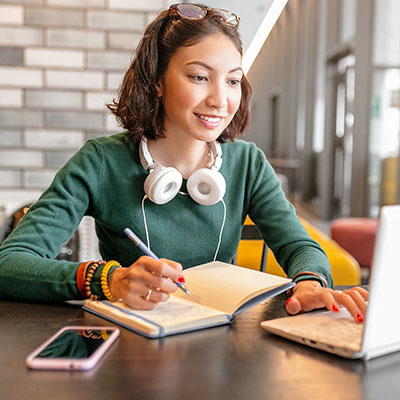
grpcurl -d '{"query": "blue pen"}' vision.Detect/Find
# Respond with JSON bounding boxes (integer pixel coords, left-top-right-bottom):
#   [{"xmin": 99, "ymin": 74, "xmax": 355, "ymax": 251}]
[{"xmin": 123, "ymin": 227, "xmax": 190, "ymax": 295}]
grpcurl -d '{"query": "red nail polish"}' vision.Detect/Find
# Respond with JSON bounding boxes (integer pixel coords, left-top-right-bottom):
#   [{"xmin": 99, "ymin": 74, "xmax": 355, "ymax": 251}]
[
  {"xmin": 332, "ymin": 304, "xmax": 339, "ymax": 312},
  {"xmin": 286, "ymin": 298, "xmax": 292, "ymax": 306},
  {"xmin": 178, "ymin": 275, "xmax": 185, "ymax": 283},
  {"xmin": 357, "ymin": 313, "xmax": 364, "ymax": 323}
]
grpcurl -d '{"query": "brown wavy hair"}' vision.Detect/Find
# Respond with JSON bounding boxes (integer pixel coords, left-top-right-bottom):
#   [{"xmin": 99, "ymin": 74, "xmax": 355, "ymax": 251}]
[{"xmin": 107, "ymin": 6, "xmax": 252, "ymax": 143}]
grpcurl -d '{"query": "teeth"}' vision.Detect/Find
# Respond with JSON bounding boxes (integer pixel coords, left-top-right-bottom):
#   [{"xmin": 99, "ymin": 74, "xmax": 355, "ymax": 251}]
[{"xmin": 197, "ymin": 114, "xmax": 222, "ymax": 123}]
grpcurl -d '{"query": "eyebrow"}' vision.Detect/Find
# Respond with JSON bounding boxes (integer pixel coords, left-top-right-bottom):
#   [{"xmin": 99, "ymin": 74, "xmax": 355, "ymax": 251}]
[{"xmin": 184, "ymin": 61, "xmax": 243, "ymax": 74}]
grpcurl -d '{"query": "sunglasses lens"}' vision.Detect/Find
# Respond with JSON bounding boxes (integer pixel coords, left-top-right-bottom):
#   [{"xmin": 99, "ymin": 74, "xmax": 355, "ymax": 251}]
[
  {"xmin": 176, "ymin": 4, "xmax": 206, "ymax": 19},
  {"xmin": 214, "ymin": 9, "xmax": 239, "ymax": 27}
]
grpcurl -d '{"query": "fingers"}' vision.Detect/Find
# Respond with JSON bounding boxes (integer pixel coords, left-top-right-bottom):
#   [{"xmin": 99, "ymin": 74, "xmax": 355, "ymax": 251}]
[
  {"xmin": 108, "ymin": 256, "xmax": 183, "ymax": 310},
  {"xmin": 285, "ymin": 297, "xmax": 302, "ymax": 315},
  {"xmin": 286, "ymin": 281, "xmax": 369, "ymax": 323},
  {"xmin": 331, "ymin": 287, "xmax": 368, "ymax": 322}
]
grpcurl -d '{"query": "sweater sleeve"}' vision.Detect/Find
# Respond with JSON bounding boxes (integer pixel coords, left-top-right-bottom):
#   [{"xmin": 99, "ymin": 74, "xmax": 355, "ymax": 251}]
[
  {"xmin": 0, "ymin": 140, "xmax": 103, "ymax": 302},
  {"xmin": 246, "ymin": 146, "xmax": 333, "ymax": 288}
]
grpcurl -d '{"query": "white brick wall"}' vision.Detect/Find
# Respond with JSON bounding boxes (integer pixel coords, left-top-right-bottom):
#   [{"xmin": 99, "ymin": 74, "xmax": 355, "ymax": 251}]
[
  {"xmin": 0, "ymin": 0, "xmax": 166, "ymax": 205},
  {"xmin": 25, "ymin": 89, "xmax": 83, "ymax": 110},
  {"xmin": 0, "ymin": 67, "xmax": 43, "ymax": 87},
  {"xmin": 23, "ymin": 169, "xmax": 57, "ymax": 188},
  {"xmin": 0, "ymin": 170, "xmax": 21, "ymax": 188},
  {"xmin": 25, "ymin": 48, "xmax": 85, "ymax": 68},
  {"xmin": 24, "ymin": 129, "xmax": 85, "ymax": 149},
  {"xmin": 88, "ymin": 10, "xmax": 145, "ymax": 31},
  {"xmin": 45, "ymin": 70, "xmax": 104, "ymax": 90},
  {"xmin": 47, "ymin": 0, "xmax": 105, "ymax": 7},
  {"xmin": 87, "ymin": 50, "xmax": 131, "ymax": 70},
  {"xmin": 46, "ymin": 29, "xmax": 105, "ymax": 49},
  {"xmin": 0, "ymin": 27, "xmax": 43, "ymax": 46},
  {"xmin": 0, "ymin": 150, "xmax": 43, "ymax": 168},
  {"xmin": 108, "ymin": 0, "xmax": 164, "ymax": 11},
  {"xmin": 0, "ymin": 89, "xmax": 23, "ymax": 107},
  {"xmin": 0, "ymin": 5, "xmax": 24, "ymax": 25},
  {"xmin": 85, "ymin": 91, "xmax": 114, "ymax": 111}
]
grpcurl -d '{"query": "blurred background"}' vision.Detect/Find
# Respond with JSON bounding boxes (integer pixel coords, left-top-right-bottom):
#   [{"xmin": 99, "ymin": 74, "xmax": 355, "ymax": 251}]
[{"xmin": 0, "ymin": 0, "xmax": 399, "ymax": 273}]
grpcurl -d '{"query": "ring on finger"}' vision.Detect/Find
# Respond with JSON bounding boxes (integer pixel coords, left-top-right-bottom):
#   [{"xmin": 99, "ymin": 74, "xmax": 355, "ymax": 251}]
[{"xmin": 146, "ymin": 289, "xmax": 152, "ymax": 301}]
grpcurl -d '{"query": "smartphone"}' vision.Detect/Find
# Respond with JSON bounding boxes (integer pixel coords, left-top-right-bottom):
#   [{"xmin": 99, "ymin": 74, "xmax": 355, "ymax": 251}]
[{"xmin": 26, "ymin": 326, "xmax": 119, "ymax": 371}]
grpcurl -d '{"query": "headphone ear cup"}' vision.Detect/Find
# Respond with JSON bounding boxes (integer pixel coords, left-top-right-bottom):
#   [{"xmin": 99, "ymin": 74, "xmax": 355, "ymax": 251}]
[
  {"xmin": 187, "ymin": 168, "xmax": 226, "ymax": 206},
  {"xmin": 144, "ymin": 167, "xmax": 182, "ymax": 205}
]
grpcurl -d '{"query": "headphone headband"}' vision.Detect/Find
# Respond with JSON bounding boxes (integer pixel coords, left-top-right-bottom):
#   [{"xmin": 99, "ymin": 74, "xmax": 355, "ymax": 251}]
[{"xmin": 139, "ymin": 138, "xmax": 223, "ymax": 172}]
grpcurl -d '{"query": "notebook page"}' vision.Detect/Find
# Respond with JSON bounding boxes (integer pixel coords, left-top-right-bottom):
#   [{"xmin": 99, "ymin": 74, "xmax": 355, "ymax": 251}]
[
  {"xmin": 103, "ymin": 296, "xmax": 226, "ymax": 328},
  {"xmin": 174, "ymin": 261, "xmax": 291, "ymax": 314}
]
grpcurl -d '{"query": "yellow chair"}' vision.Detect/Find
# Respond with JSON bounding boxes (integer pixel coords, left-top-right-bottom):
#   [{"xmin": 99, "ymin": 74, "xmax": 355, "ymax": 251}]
[{"xmin": 236, "ymin": 216, "xmax": 361, "ymax": 285}]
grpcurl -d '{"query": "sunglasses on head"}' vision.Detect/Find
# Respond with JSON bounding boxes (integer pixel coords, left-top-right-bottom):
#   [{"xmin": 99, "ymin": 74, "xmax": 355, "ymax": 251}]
[{"xmin": 168, "ymin": 3, "xmax": 240, "ymax": 28}]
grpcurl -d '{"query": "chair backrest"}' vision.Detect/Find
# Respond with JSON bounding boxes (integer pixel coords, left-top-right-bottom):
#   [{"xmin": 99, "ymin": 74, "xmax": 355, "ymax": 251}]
[{"xmin": 235, "ymin": 216, "xmax": 361, "ymax": 285}]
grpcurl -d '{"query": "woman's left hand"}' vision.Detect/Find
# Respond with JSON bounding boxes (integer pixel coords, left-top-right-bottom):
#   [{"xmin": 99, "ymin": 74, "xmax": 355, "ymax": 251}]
[{"xmin": 285, "ymin": 280, "xmax": 369, "ymax": 323}]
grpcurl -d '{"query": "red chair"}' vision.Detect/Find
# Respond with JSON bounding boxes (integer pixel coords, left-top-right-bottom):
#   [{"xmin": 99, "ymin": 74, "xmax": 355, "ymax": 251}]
[{"xmin": 330, "ymin": 218, "xmax": 379, "ymax": 270}]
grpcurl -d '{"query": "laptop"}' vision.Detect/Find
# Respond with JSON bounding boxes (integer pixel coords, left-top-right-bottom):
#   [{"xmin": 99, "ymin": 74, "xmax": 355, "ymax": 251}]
[{"xmin": 261, "ymin": 205, "xmax": 400, "ymax": 360}]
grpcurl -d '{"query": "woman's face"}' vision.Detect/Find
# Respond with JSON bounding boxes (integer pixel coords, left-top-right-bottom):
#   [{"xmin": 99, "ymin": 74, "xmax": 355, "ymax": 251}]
[{"xmin": 157, "ymin": 33, "xmax": 243, "ymax": 143}]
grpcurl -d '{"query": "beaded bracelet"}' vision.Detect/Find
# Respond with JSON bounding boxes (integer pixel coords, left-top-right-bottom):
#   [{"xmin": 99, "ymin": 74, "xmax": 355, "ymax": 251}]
[
  {"xmin": 100, "ymin": 260, "xmax": 121, "ymax": 302},
  {"xmin": 76, "ymin": 261, "xmax": 95, "ymax": 298},
  {"xmin": 84, "ymin": 260, "xmax": 106, "ymax": 300}
]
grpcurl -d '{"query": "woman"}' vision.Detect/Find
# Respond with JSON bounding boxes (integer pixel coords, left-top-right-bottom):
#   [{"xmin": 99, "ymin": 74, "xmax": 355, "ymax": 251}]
[{"xmin": 0, "ymin": 4, "xmax": 367, "ymax": 321}]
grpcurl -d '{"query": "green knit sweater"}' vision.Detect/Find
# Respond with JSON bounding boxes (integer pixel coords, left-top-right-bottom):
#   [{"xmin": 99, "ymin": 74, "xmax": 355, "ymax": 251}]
[{"xmin": 0, "ymin": 132, "xmax": 332, "ymax": 302}]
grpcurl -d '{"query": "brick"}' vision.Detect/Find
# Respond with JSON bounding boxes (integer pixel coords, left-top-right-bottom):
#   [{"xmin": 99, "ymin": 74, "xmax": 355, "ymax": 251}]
[
  {"xmin": 46, "ymin": 0, "xmax": 104, "ymax": 7},
  {"xmin": 88, "ymin": 10, "xmax": 144, "ymax": 32},
  {"xmin": 0, "ymin": 27, "xmax": 42, "ymax": 47},
  {"xmin": 45, "ymin": 150, "xmax": 75, "ymax": 169},
  {"xmin": 109, "ymin": 0, "xmax": 163, "ymax": 11},
  {"xmin": 107, "ymin": 32, "xmax": 141, "ymax": 50},
  {"xmin": 0, "ymin": 109, "xmax": 42, "ymax": 128},
  {"xmin": 25, "ymin": 129, "xmax": 84, "ymax": 149},
  {"xmin": 26, "ymin": 7, "xmax": 84, "ymax": 27},
  {"xmin": 0, "ymin": 149, "xmax": 43, "ymax": 168},
  {"xmin": 0, "ymin": 0, "xmax": 42, "ymax": 4},
  {"xmin": 46, "ymin": 70, "xmax": 104, "ymax": 90},
  {"xmin": 107, "ymin": 72, "xmax": 124, "ymax": 90},
  {"xmin": 24, "ymin": 169, "xmax": 57, "ymax": 189},
  {"xmin": 25, "ymin": 89, "xmax": 83, "ymax": 110},
  {"xmin": 86, "ymin": 91, "xmax": 114, "ymax": 111},
  {"xmin": 0, "ymin": 47, "xmax": 22, "ymax": 66},
  {"xmin": 0, "ymin": 67, "xmax": 43, "ymax": 88},
  {"xmin": 0, "ymin": 5, "xmax": 24, "ymax": 25},
  {"xmin": 46, "ymin": 111, "xmax": 104, "ymax": 130},
  {"xmin": 86, "ymin": 131, "xmax": 110, "ymax": 140},
  {"xmin": 145, "ymin": 12, "xmax": 160, "ymax": 26},
  {"xmin": 25, "ymin": 48, "xmax": 85, "ymax": 68},
  {"xmin": 105, "ymin": 113, "xmax": 122, "ymax": 132},
  {"xmin": 88, "ymin": 50, "xmax": 131, "ymax": 71},
  {"xmin": 0, "ymin": 89, "xmax": 23, "ymax": 107},
  {"xmin": 0, "ymin": 129, "xmax": 22, "ymax": 146},
  {"xmin": 0, "ymin": 190, "xmax": 43, "ymax": 214},
  {"xmin": 46, "ymin": 29, "xmax": 105, "ymax": 49},
  {"xmin": 0, "ymin": 170, "xmax": 21, "ymax": 188}
]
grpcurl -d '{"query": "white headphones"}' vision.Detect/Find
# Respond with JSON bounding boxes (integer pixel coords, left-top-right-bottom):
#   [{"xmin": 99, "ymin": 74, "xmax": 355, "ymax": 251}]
[{"xmin": 139, "ymin": 138, "xmax": 226, "ymax": 206}]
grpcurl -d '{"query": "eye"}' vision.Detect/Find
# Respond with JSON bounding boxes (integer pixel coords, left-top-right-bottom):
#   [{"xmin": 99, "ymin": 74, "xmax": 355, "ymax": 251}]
[
  {"xmin": 228, "ymin": 79, "xmax": 241, "ymax": 87},
  {"xmin": 189, "ymin": 75, "xmax": 207, "ymax": 82}
]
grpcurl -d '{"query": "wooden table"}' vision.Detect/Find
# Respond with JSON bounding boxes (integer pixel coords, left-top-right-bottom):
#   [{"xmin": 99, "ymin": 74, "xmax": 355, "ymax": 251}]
[{"xmin": 1, "ymin": 294, "xmax": 399, "ymax": 400}]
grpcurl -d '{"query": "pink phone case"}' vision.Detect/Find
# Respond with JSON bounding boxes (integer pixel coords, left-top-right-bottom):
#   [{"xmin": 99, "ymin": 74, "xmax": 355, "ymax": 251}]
[{"xmin": 26, "ymin": 326, "xmax": 119, "ymax": 370}]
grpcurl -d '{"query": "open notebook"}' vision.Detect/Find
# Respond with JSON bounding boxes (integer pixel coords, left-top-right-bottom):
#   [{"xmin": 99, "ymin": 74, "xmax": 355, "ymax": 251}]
[{"xmin": 261, "ymin": 205, "xmax": 400, "ymax": 360}]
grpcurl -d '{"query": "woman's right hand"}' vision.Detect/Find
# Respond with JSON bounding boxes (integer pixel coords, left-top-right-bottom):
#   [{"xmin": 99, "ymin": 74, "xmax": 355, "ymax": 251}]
[{"xmin": 108, "ymin": 256, "xmax": 183, "ymax": 309}]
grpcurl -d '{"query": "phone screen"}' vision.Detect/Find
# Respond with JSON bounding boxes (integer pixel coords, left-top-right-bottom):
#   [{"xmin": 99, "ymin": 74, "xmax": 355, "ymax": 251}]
[
  {"xmin": 36, "ymin": 328, "xmax": 114, "ymax": 359},
  {"xmin": 26, "ymin": 326, "xmax": 119, "ymax": 370}
]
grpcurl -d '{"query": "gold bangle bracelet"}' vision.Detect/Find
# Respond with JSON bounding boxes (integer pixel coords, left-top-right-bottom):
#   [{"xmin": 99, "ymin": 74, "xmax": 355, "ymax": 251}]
[{"xmin": 100, "ymin": 260, "xmax": 121, "ymax": 302}]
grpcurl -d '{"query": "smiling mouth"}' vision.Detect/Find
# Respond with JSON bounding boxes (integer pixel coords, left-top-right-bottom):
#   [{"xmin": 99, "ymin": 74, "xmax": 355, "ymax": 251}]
[{"xmin": 195, "ymin": 113, "xmax": 226, "ymax": 123}]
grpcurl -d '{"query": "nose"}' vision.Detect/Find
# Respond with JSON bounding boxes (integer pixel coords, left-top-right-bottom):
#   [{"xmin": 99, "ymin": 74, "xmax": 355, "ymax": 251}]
[{"xmin": 206, "ymin": 81, "xmax": 228, "ymax": 110}]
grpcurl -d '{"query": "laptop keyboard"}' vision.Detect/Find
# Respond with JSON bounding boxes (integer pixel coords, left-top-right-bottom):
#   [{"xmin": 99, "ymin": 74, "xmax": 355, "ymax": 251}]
[{"xmin": 287, "ymin": 311, "xmax": 364, "ymax": 351}]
